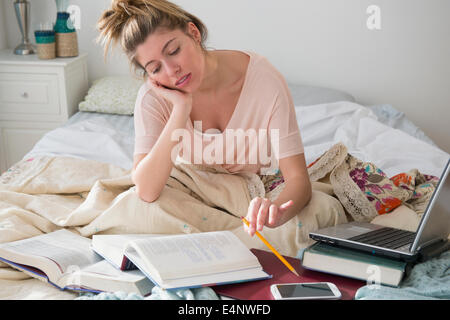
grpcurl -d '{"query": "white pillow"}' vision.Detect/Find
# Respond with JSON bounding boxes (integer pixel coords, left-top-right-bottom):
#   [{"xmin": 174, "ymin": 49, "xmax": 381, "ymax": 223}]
[{"xmin": 79, "ymin": 76, "xmax": 144, "ymax": 115}]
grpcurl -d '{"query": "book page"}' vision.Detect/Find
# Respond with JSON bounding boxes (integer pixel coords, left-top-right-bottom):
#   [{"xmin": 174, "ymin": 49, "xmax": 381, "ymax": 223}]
[
  {"xmin": 0, "ymin": 229, "xmax": 101, "ymax": 274},
  {"xmin": 93, "ymin": 234, "xmax": 163, "ymax": 253},
  {"xmin": 92, "ymin": 234, "xmax": 166, "ymax": 269},
  {"xmin": 128, "ymin": 231, "xmax": 260, "ymax": 280},
  {"xmin": 79, "ymin": 260, "xmax": 150, "ymax": 282},
  {"xmin": 61, "ymin": 260, "xmax": 154, "ymax": 295}
]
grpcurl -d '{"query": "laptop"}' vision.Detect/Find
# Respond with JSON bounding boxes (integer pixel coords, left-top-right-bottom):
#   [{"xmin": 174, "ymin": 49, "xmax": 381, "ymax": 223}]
[{"xmin": 309, "ymin": 158, "xmax": 450, "ymax": 262}]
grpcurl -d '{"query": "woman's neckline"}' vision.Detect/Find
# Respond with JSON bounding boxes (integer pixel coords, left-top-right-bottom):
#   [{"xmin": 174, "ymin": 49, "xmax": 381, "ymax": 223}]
[{"xmin": 190, "ymin": 50, "xmax": 253, "ymax": 136}]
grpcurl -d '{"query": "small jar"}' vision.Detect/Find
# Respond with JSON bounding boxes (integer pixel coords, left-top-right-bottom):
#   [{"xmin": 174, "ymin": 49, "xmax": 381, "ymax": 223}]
[{"xmin": 34, "ymin": 30, "xmax": 56, "ymax": 59}]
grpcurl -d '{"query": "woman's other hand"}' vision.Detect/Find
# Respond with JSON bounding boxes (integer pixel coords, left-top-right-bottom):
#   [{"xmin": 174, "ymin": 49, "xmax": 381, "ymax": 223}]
[{"xmin": 244, "ymin": 197, "xmax": 294, "ymax": 236}]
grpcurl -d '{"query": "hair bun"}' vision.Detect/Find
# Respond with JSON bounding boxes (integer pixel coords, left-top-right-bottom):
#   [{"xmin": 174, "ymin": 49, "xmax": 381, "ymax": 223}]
[
  {"xmin": 111, "ymin": 0, "xmax": 151, "ymax": 17},
  {"xmin": 112, "ymin": 0, "xmax": 133, "ymax": 16}
]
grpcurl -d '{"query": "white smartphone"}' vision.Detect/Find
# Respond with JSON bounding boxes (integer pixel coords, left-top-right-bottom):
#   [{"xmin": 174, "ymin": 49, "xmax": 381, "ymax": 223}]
[{"xmin": 270, "ymin": 282, "xmax": 342, "ymax": 300}]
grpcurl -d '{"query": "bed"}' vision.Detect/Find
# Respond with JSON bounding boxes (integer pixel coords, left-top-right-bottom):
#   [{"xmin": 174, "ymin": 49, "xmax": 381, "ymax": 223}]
[
  {"xmin": 23, "ymin": 82, "xmax": 442, "ymax": 174},
  {"xmin": 0, "ymin": 78, "xmax": 448, "ymax": 300}
]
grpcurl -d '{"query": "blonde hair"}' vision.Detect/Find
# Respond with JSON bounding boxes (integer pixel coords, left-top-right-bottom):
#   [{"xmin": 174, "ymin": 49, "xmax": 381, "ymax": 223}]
[{"xmin": 97, "ymin": 0, "xmax": 208, "ymax": 78}]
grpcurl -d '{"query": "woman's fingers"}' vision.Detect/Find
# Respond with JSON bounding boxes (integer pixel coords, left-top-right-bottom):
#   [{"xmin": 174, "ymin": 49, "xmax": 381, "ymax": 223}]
[
  {"xmin": 147, "ymin": 78, "xmax": 158, "ymax": 88},
  {"xmin": 268, "ymin": 200, "xmax": 293, "ymax": 226},
  {"xmin": 245, "ymin": 197, "xmax": 262, "ymax": 235},
  {"xmin": 279, "ymin": 200, "xmax": 294, "ymax": 212},
  {"xmin": 256, "ymin": 199, "xmax": 271, "ymax": 232},
  {"xmin": 147, "ymin": 79, "xmax": 193, "ymax": 114},
  {"xmin": 268, "ymin": 204, "xmax": 278, "ymax": 226},
  {"xmin": 245, "ymin": 198, "xmax": 294, "ymax": 236}
]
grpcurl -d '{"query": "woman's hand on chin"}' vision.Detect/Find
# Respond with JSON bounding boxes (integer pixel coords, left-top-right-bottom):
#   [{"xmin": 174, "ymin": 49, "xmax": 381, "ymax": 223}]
[{"xmin": 148, "ymin": 78, "xmax": 193, "ymax": 117}]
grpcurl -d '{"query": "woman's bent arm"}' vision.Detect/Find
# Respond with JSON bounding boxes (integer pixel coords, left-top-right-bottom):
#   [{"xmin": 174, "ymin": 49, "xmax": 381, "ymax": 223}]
[{"xmin": 132, "ymin": 107, "xmax": 189, "ymax": 202}]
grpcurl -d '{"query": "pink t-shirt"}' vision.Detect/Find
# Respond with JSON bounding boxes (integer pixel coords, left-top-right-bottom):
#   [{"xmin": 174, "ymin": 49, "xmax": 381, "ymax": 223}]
[{"xmin": 133, "ymin": 50, "xmax": 304, "ymax": 174}]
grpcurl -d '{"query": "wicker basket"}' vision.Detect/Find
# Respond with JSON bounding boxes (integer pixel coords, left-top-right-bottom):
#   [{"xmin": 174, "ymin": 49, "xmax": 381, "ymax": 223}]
[
  {"xmin": 37, "ymin": 42, "xmax": 56, "ymax": 59},
  {"xmin": 55, "ymin": 32, "xmax": 78, "ymax": 57}
]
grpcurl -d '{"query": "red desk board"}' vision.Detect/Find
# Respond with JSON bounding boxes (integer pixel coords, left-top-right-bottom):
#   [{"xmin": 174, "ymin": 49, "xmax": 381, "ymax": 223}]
[{"xmin": 213, "ymin": 248, "xmax": 365, "ymax": 300}]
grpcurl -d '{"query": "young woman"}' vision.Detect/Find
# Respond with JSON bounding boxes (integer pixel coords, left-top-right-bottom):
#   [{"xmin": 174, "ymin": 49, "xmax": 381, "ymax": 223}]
[{"xmin": 97, "ymin": 0, "xmax": 312, "ymax": 237}]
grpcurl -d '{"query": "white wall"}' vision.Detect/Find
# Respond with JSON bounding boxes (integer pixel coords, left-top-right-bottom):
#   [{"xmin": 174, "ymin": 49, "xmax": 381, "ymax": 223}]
[
  {"xmin": 2, "ymin": 0, "xmax": 449, "ymax": 152},
  {"xmin": 0, "ymin": 1, "xmax": 7, "ymax": 49}
]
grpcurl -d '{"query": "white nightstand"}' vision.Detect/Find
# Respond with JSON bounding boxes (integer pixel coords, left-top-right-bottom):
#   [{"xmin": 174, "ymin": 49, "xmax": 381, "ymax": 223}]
[{"xmin": 0, "ymin": 49, "xmax": 88, "ymax": 172}]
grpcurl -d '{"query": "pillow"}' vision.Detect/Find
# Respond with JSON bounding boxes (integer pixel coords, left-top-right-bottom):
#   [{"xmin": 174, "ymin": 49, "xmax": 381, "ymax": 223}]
[
  {"xmin": 78, "ymin": 79, "xmax": 354, "ymax": 115},
  {"xmin": 288, "ymin": 83, "xmax": 356, "ymax": 106},
  {"xmin": 79, "ymin": 76, "xmax": 144, "ymax": 115}
]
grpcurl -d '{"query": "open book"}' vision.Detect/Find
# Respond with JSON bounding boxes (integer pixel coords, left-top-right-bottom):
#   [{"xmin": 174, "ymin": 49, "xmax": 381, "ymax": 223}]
[
  {"xmin": 0, "ymin": 229, "xmax": 154, "ymax": 295},
  {"xmin": 91, "ymin": 234, "xmax": 164, "ymax": 270},
  {"xmin": 92, "ymin": 231, "xmax": 271, "ymax": 290}
]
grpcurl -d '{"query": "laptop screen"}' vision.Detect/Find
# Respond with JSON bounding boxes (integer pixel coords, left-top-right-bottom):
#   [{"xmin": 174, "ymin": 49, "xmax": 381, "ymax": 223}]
[{"xmin": 410, "ymin": 159, "xmax": 450, "ymax": 252}]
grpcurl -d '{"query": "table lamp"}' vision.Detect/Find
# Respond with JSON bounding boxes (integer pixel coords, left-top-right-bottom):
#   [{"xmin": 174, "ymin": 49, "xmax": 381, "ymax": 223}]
[{"xmin": 13, "ymin": 0, "xmax": 36, "ymax": 55}]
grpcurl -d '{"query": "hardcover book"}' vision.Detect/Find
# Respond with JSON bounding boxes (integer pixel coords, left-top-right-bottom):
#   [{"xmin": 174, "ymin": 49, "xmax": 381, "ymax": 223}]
[
  {"xmin": 0, "ymin": 229, "xmax": 154, "ymax": 295},
  {"xmin": 301, "ymin": 242, "xmax": 409, "ymax": 287},
  {"xmin": 91, "ymin": 231, "xmax": 271, "ymax": 290}
]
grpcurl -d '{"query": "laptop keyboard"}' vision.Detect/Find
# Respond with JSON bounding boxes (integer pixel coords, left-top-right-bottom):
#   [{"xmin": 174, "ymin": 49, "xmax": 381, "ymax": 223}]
[{"xmin": 348, "ymin": 227, "xmax": 416, "ymax": 250}]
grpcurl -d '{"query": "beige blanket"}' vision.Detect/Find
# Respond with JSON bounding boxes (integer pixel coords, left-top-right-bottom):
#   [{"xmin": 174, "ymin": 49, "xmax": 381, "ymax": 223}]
[
  {"xmin": 1, "ymin": 142, "xmax": 433, "ymax": 299},
  {"xmin": 0, "ymin": 154, "xmax": 347, "ymax": 299}
]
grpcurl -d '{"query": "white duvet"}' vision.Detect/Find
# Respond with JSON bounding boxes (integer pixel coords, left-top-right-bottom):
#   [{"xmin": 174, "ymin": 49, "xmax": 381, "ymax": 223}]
[
  {"xmin": 25, "ymin": 117, "xmax": 135, "ymax": 170},
  {"xmin": 26, "ymin": 101, "xmax": 449, "ymax": 178},
  {"xmin": 297, "ymin": 102, "xmax": 449, "ymax": 177}
]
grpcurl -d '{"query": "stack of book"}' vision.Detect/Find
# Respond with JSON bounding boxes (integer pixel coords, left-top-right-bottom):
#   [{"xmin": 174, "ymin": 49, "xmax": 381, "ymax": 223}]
[
  {"xmin": 0, "ymin": 229, "xmax": 271, "ymax": 296},
  {"xmin": 300, "ymin": 242, "xmax": 410, "ymax": 287}
]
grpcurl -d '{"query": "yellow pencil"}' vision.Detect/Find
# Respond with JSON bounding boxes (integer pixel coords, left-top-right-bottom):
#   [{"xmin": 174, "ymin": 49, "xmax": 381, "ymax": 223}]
[{"xmin": 241, "ymin": 217, "xmax": 299, "ymax": 277}]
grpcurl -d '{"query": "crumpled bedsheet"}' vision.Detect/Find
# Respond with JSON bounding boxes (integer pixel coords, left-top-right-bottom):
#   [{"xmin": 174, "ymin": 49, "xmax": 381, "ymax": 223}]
[
  {"xmin": 355, "ymin": 249, "xmax": 450, "ymax": 300},
  {"xmin": 76, "ymin": 286, "xmax": 219, "ymax": 300}
]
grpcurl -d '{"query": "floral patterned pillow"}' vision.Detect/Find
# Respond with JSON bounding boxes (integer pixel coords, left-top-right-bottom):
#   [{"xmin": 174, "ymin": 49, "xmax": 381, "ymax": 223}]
[{"xmin": 79, "ymin": 76, "xmax": 144, "ymax": 115}]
